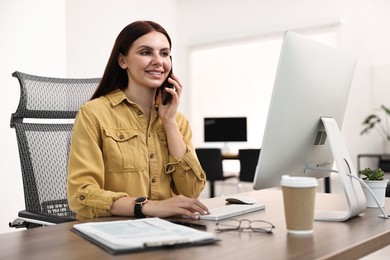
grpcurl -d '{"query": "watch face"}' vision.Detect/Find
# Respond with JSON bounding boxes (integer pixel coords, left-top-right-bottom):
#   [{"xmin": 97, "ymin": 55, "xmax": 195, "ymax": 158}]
[{"xmin": 135, "ymin": 197, "xmax": 147, "ymax": 204}]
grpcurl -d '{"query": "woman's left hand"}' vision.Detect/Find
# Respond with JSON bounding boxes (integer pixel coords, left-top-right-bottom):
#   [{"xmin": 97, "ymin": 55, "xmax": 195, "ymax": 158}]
[{"xmin": 157, "ymin": 73, "xmax": 187, "ymax": 158}]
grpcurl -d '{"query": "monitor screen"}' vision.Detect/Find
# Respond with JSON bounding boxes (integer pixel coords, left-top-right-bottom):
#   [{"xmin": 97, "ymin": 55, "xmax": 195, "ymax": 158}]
[
  {"xmin": 253, "ymin": 31, "xmax": 357, "ymax": 190},
  {"xmin": 204, "ymin": 117, "xmax": 247, "ymax": 142}
]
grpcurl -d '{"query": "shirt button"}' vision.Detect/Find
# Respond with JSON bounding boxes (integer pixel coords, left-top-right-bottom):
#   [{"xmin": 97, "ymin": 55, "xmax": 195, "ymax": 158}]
[
  {"xmin": 118, "ymin": 134, "xmax": 124, "ymax": 139},
  {"xmin": 150, "ymin": 153, "xmax": 155, "ymax": 159},
  {"xmin": 79, "ymin": 195, "xmax": 85, "ymax": 200},
  {"xmin": 151, "ymin": 178, "xmax": 157, "ymax": 183},
  {"xmin": 137, "ymin": 111, "xmax": 142, "ymax": 116},
  {"xmin": 200, "ymin": 173, "xmax": 205, "ymax": 179},
  {"xmin": 167, "ymin": 165, "xmax": 173, "ymax": 171}
]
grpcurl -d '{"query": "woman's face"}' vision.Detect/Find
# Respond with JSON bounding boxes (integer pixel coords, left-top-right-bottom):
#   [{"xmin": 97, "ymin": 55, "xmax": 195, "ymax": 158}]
[{"xmin": 119, "ymin": 31, "xmax": 171, "ymax": 89}]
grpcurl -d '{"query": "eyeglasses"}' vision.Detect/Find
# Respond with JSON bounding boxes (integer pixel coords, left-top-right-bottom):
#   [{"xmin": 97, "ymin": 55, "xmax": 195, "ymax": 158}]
[{"xmin": 215, "ymin": 219, "xmax": 275, "ymax": 233}]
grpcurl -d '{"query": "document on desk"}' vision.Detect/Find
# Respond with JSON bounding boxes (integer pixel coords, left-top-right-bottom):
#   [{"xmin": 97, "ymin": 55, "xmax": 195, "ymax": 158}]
[{"xmin": 72, "ymin": 218, "xmax": 217, "ymax": 254}]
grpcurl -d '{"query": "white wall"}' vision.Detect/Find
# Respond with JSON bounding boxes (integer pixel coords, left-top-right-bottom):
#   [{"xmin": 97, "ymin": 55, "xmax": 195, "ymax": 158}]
[
  {"xmin": 176, "ymin": 0, "xmax": 390, "ymax": 159},
  {"xmin": 65, "ymin": 0, "xmax": 178, "ymax": 78},
  {"xmin": 0, "ymin": 0, "xmax": 66, "ymax": 234},
  {"xmin": 1, "ymin": 0, "xmax": 390, "ymax": 234}
]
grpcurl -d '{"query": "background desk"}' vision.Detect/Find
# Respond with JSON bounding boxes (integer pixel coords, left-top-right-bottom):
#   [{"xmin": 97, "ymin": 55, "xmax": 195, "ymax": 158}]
[
  {"xmin": 1, "ymin": 189, "xmax": 390, "ymax": 259},
  {"xmin": 222, "ymin": 152, "xmax": 331, "ymax": 193},
  {"xmin": 222, "ymin": 152, "xmax": 239, "ymax": 160}
]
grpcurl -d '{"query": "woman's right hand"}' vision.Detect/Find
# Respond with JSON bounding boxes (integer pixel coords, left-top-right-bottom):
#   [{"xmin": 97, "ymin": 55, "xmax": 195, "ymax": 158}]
[{"xmin": 142, "ymin": 195, "xmax": 209, "ymax": 220}]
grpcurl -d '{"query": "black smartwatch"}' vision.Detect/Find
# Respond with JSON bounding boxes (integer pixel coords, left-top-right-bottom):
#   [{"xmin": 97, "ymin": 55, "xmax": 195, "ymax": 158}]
[{"xmin": 134, "ymin": 197, "xmax": 148, "ymax": 218}]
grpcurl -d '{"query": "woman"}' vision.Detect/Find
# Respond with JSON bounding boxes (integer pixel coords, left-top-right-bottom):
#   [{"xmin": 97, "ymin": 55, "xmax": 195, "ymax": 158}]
[{"xmin": 67, "ymin": 21, "xmax": 208, "ymax": 220}]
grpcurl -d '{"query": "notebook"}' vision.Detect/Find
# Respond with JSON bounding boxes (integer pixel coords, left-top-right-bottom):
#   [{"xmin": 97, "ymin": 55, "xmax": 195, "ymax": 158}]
[{"xmin": 199, "ymin": 203, "xmax": 265, "ymax": 221}]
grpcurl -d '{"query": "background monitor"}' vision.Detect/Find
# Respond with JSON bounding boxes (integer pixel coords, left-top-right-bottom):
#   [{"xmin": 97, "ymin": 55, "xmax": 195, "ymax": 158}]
[
  {"xmin": 204, "ymin": 117, "xmax": 247, "ymax": 142},
  {"xmin": 253, "ymin": 31, "xmax": 357, "ymax": 190}
]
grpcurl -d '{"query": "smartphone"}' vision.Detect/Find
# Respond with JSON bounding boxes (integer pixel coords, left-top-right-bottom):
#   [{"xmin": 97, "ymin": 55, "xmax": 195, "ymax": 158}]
[{"xmin": 160, "ymin": 57, "xmax": 174, "ymax": 105}]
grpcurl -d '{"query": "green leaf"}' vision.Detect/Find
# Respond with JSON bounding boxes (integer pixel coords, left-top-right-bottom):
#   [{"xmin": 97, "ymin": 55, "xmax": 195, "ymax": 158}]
[
  {"xmin": 360, "ymin": 104, "xmax": 389, "ymax": 141},
  {"xmin": 360, "ymin": 167, "xmax": 384, "ymax": 180},
  {"xmin": 381, "ymin": 104, "xmax": 390, "ymax": 116}
]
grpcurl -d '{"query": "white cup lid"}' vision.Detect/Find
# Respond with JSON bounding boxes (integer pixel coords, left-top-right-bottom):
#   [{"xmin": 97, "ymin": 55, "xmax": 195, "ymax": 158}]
[{"xmin": 281, "ymin": 175, "xmax": 318, "ymax": 188}]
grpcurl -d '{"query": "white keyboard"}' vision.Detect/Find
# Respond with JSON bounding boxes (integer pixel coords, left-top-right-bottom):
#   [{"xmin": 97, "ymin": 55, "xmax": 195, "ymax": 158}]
[{"xmin": 199, "ymin": 204, "xmax": 265, "ymax": 221}]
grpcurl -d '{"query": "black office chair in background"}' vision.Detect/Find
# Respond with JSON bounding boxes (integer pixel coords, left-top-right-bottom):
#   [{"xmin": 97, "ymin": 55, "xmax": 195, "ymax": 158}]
[
  {"xmin": 9, "ymin": 71, "xmax": 100, "ymax": 228},
  {"xmin": 195, "ymin": 148, "xmax": 237, "ymax": 197},
  {"xmin": 238, "ymin": 149, "xmax": 261, "ymax": 190}
]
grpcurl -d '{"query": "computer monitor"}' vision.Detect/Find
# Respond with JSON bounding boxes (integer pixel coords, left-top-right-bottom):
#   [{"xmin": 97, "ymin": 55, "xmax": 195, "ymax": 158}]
[
  {"xmin": 252, "ymin": 31, "xmax": 367, "ymax": 221},
  {"xmin": 204, "ymin": 117, "xmax": 247, "ymax": 142}
]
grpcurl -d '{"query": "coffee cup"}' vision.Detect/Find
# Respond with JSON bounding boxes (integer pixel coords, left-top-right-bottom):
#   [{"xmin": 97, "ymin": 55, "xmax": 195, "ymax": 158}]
[{"xmin": 281, "ymin": 175, "xmax": 318, "ymax": 235}]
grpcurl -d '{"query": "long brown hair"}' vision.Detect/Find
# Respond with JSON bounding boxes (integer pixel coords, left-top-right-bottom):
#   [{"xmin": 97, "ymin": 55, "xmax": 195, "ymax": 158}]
[{"xmin": 91, "ymin": 21, "xmax": 172, "ymax": 100}]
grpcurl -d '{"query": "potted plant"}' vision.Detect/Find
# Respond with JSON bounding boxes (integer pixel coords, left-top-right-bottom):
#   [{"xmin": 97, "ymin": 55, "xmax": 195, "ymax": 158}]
[
  {"xmin": 361, "ymin": 104, "xmax": 390, "ymax": 153},
  {"xmin": 360, "ymin": 167, "xmax": 388, "ymax": 208}
]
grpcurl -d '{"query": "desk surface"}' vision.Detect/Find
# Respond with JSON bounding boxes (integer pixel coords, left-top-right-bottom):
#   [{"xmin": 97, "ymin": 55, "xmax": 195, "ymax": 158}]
[{"xmin": 2, "ymin": 189, "xmax": 390, "ymax": 260}]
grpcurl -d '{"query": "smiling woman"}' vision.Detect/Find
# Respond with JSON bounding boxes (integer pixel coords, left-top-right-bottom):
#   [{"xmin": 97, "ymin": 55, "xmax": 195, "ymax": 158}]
[{"xmin": 67, "ymin": 20, "xmax": 209, "ymax": 221}]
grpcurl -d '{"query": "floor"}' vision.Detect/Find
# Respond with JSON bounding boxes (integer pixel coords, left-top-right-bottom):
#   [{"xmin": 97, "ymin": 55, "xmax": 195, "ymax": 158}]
[{"xmin": 199, "ymin": 172, "xmax": 390, "ymax": 259}]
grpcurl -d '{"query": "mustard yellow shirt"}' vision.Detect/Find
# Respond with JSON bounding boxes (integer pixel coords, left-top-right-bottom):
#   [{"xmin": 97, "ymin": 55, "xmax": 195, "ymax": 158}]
[{"xmin": 67, "ymin": 89, "xmax": 206, "ymax": 219}]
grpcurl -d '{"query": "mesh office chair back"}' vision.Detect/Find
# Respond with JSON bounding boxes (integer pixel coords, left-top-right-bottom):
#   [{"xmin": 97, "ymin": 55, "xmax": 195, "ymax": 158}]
[{"xmin": 10, "ymin": 71, "xmax": 100, "ymax": 228}]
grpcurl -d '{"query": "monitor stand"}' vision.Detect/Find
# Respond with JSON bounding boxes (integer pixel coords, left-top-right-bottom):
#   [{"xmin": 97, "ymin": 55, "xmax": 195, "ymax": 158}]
[
  {"xmin": 314, "ymin": 117, "xmax": 367, "ymax": 222},
  {"xmin": 222, "ymin": 142, "xmax": 231, "ymax": 155}
]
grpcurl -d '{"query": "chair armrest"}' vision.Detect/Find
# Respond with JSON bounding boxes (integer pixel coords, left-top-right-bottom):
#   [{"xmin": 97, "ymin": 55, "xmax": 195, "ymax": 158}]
[
  {"xmin": 10, "ymin": 210, "xmax": 75, "ymax": 228},
  {"xmin": 9, "ymin": 210, "xmax": 76, "ymax": 228},
  {"xmin": 18, "ymin": 210, "xmax": 75, "ymax": 224}
]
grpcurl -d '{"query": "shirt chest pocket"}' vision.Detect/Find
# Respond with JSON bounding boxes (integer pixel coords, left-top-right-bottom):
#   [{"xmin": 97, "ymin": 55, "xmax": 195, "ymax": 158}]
[{"xmin": 103, "ymin": 128, "xmax": 143, "ymax": 172}]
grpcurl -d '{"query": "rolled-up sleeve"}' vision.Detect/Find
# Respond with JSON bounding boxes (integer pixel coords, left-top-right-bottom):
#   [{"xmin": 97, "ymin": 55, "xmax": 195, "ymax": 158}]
[{"xmin": 166, "ymin": 115, "xmax": 206, "ymax": 198}]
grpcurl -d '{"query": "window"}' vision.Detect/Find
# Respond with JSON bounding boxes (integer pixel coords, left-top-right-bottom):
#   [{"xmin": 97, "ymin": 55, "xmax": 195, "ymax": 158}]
[{"xmin": 189, "ymin": 27, "xmax": 340, "ymax": 150}]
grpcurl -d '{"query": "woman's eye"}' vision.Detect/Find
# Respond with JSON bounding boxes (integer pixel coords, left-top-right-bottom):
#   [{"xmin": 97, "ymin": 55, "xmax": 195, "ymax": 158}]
[
  {"xmin": 140, "ymin": 50, "xmax": 150, "ymax": 56},
  {"xmin": 161, "ymin": 52, "xmax": 170, "ymax": 57}
]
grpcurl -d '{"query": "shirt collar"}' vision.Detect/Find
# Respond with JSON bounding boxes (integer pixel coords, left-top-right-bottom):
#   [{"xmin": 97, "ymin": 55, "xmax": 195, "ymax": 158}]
[
  {"xmin": 105, "ymin": 89, "xmax": 159, "ymax": 115},
  {"xmin": 106, "ymin": 89, "xmax": 133, "ymax": 107}
]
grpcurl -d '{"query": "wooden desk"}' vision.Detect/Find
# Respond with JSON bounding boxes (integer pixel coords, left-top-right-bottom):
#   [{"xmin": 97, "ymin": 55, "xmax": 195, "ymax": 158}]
[{"xmin": 1, "ymin": 189, "xmax": 390, "ymax": 259}]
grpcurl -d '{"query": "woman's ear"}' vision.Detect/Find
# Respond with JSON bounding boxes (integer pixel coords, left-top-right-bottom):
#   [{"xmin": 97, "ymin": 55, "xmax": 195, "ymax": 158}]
[{"xmin": 118, "ymin": 53, "xmax": 127, "ymax": 69}]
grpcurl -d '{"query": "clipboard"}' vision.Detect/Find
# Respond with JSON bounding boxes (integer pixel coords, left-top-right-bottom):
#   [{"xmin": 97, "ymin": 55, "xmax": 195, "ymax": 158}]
[{"xmin": 72, "ymin": 218, "xmax": 219, "ymax": 254}]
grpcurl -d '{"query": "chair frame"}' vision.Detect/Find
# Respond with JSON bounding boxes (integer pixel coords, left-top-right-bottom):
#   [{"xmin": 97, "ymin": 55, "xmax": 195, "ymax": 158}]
[{"xmin": 10, "ymin": 71, "xmax": 100, "ymax": 228}]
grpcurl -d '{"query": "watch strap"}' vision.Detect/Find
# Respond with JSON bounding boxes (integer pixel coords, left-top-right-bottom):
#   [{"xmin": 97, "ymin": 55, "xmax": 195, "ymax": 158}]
[{"xmin": 134, "ymin": 197, "xmax": 147, "ymax": 218}]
